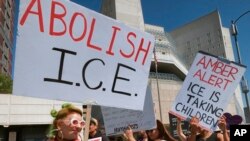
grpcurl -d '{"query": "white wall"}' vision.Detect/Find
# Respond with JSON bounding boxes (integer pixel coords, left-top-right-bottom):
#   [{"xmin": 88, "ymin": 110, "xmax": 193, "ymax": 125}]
[{"xmin": 0, "ymin": 94, "xmax": 82, "ymax": 126}]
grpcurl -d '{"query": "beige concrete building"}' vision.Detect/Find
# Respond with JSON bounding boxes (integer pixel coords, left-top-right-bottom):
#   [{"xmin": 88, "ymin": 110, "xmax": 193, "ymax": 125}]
[
  {"xmin": 170, "ymin": 11, "xmax": 234, "ymax": 67},
  {"xmin": 145, "ymin": 24, "xmax": 187, "ymax": 124},
  {"xmin": 101, "ymin": 0, "xmax": 145, "ymax": 31},
  {"xmin": 170, "ymin": 10, "xmax": 245, "ymax": 121},
  {"xmin": 102, "ymin": 0, "xmax": 189, "ymax": 124},
  {"xmin": 102, "ymin": 0, "xmax": 245, "ymax": 123},
  {"xmin": 0, "ymin": 0, "xmax": 246, "ymax": 140}
]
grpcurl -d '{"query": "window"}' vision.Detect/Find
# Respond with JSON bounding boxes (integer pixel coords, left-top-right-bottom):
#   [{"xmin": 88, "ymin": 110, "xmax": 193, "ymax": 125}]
[
  {"xmin": 207, "ymin": 32, "xmax": 210, "ymax": 37},
  {"xmin": 7, "ymin": 11, "xmax": 10, "ymax": 19},
  {"xmin": 7, "ymin": 0, "xmax": 11, "ymax": 8},
  {"xmin": 5, "ymin": 22, "xmax": 10, "ymax": 30},
  {"xmin": 198, "ymin": 44, "xmax": 201, "ymax": 49},
  {"xmin": 3, "ymin": 67, "xmax": 7, "ymax": 72},
  {"xmin": 0, "ymin": 8, "xmax": 5, "ymax": 25},
  {"xmin": 5, "ymin": 42, "xmax": 8, "ymax": 48},
  {"xmin": 4, "ymin": 54, "xmax": 7, "ymax": 60},
  {"xmin": 208, "ymin": 39, "xmax": 211, "ymax": 44},
  {"xmin": 0, "ymin": 35, "xmax": 4, "ymax": 45}
]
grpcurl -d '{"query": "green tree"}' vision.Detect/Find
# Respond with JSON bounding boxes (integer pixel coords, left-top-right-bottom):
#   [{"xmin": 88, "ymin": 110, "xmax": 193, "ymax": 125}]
[{"xmin": 0, "ymin": 73, "xmax": 12, "ymax": 94}]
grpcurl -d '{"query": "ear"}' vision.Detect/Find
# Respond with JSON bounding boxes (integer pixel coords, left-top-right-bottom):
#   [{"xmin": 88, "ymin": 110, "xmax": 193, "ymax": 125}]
[{"xmin": 56, "ymin": 120, "xmax": 63, "ymax": 129}]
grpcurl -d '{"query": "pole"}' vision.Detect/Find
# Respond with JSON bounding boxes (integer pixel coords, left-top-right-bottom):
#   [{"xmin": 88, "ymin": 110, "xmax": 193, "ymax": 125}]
[
  {"xmin": 82, "ymin": 105, "xmax": 92, "ymax": 141},
  {"xmin": 231, "ymin": 17, "xmax": 250, "ymax": 122},
  {"xmin": 153, "ymin": 48, "xmax": 163, "ymax": 121},
  {"xmin": 232, "ymin": 27, "xmax": 242, "ymax": 64},
  {"xmin": 243, "ymin": 79, "xmax": 250, "ymax": 112}
]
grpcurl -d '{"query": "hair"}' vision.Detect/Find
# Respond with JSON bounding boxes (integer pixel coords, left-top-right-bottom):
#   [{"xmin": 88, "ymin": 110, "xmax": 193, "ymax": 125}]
[
  {"xmin": 90, "ymin": 117, "xmax": 98, "ymax": 126},
  {"xmin": 147, "ymin": 119, "xmax": 177, "ymax": 141},
  {"xmin": 53, "ymin": 105, "xmax": 82, "ymax": 127}
]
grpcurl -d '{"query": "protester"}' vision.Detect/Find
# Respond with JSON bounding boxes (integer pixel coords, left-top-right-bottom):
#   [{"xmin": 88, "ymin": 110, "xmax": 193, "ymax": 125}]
[
  {"xmin": 123, "ymin": 126, "xmax": 148, "ymax": 141},
  {"xmin": 137, "ymin": 130, "xmax": 148, "ymax": 141},
  {"xmin": 89, "ymin": 117, "xmax": 110, "ymax": 141},
  {"xmin": 218, "ymin": 115, "xmax": 230, "ymax": 141},
  {"xmin": 123, "ymin": 126, "xmax": 137, "ymax": 141},
  {"xmin": 187, "ymin": 116, "xmax": 229, "ymax": 141},
  {"xmin": 146, "ymin": 119, "xmax": 177, "ymax": 141},
  {"xmin": 46, "ymin": 103, "xmax": 84, "ymax": 141},
  {"xmin": 176, "ymin": 117, "xmax": 187, "ymax": 141}
]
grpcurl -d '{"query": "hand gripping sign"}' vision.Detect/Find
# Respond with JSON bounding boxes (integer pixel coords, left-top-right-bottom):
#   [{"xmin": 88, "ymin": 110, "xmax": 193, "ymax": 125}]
[
  {"xmin": 170, "ymin": 51, "xmax": 246, "ymax": 131},
  {"xmin": 13, "ymin": 0, "xmax": 155, "ymax": 110},
  {"xmin": 101, "ymin": 86, "xmax": 156, "ymax": 136}
]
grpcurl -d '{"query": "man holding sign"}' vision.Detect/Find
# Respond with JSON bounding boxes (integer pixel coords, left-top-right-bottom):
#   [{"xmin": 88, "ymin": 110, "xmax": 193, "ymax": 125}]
[{"xmin": 170, "ymin": 51, "xmax": 246, "ymax": 131}]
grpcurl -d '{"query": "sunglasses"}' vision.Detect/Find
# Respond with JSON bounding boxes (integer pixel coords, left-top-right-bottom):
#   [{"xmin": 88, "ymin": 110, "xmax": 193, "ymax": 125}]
[{"xmin": 67, "ymin": 118, "xmax": 85, "ymax": 127}]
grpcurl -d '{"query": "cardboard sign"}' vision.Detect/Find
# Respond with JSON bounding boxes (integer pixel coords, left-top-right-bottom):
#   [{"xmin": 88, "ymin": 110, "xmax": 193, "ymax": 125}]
[
  {"xmin": 170, "ymin": 51, "xmax": 246, "ymax": 131},
  {"xmin": 13, "ymin": 0, "xmax": 154, "ymax": 110},
  {"xmin": 88, "ymin": 137, "xmax": 102, "ymax": 141},
  {"xmin": 101, "ymin": 86, "xmax": 156, "ymax": 136},
  {"xmin": 169, "ymin": 113, "xmax": 189, "ymax": 138}
]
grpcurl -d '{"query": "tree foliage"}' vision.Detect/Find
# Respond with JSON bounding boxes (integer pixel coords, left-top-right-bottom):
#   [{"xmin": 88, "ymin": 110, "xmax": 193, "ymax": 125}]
[{"xmin": 0, "ymin": 73, "xmax": 12, "ymax": 94}]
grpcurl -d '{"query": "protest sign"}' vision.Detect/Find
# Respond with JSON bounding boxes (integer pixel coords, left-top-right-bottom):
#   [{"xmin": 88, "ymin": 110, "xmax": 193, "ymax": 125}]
[
  {"xmin": 169, "ymin": 113, "xmax": 189, "ymax": 138},
  {"xmin": 170, "ymin": 51, "xmax": 246, "ymax": 131},
  {"xmin": 101, "ymin": 86, "xmax": 156, "ymax": 136},
  {"xmin": 13, "ymin": 0, "xmax": 154, "ymax": 110},
  {"xmin": 88, "ymin": 137, "xmax": 102, "ymax": 141}
]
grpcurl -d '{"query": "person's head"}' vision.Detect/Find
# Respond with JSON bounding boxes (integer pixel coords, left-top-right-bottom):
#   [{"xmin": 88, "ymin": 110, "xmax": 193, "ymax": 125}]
[
  {"xmin": 222, "ymin": 112, "xmax": 242, "ymax": 130},
  {"xmin": 89, "ymin": 117, "xmax": 99, "ymax": 134},
  {"xmin": 50, "ymin": 103, "xmax": 84, "ymax": 140},
  {"xmin": 137, "ymin": 130, "xmax": 148, "ymax": 141},
  {"xmin": 146, "ymin": 119, "xmax": 176, "ymax": 141}
]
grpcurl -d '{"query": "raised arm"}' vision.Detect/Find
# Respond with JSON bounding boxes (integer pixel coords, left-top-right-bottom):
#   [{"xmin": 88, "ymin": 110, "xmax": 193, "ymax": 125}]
[
  {"xmin": 177, "ymin": 117, "xmax": 187, "ymax": 141},
  {"xmin": 218, "ymin": 115, "xmax": 230, "ymax": 141},
  {"xmin": 123, "ymin": 126, "xmax": 136, "ymax": 141},
  {"xmin": 187, "ymin": 117, "xmax": 200, "ymax": 141}
]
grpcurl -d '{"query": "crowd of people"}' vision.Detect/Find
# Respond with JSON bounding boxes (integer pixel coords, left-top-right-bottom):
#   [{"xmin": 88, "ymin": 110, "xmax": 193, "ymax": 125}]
[{"xmin": 45, "ymin": 103, "xmax": 232, "ymax": 141}]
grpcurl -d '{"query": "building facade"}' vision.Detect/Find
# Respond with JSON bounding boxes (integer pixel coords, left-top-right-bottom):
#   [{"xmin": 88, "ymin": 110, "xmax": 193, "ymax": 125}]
[
  {"xmin": 101, "ymin": 0, "xmax": 245, "ymax": 123},
  {"xmin": 170, "ymin": 11, "xmax": 245, "ymax": 121},
  {"xmin": 0, "ymin": 0, "xmax": 246, "ymax": 140},
  {"xmin": 102, "ymin": 0, "xmax": 189, "ymax": 124},
  {"xmin": 101, "ymin": 0, "xmax": 145, "ymax": 31},
  {"xmin": 0, "ymin": 0, "xmax": 15, "ymax": 77},
  {"xmin": 145, "ymin": 24, "xmax": 187, "ymax": 123}
]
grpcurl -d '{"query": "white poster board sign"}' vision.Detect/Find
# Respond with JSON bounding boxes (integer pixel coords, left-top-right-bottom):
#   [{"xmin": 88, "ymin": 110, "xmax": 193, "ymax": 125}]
[
  {"xmin": 88, "ymin": 137, "xmax": 102, "ymax": 141},
  {"xmin": 101, "ymin": 86, "xmax": 156, "ymax": 136},
  {"xmin": 13, "ymin": 0, "xmax": 154, "ymax": 110},
  {"xmin": 170, "ymin": 51, "xmax": 246, "ymax": 131}
]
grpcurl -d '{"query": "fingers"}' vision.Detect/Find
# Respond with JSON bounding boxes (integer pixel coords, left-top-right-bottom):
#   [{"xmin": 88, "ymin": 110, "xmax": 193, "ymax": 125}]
[
  {"xmin": 177, "ymin": 117, "xmax": 182, "ymax": 123},
  {"xmin": 218, "ymin": 115, "xmax": 227, "ymax": 132},
  {"xmin": 127, "ymin": 125, "xmax": 132, "ymax": 130},
  {"xmin": 124, "ymin": 125, "xmax": 133, "ymax": 135}
]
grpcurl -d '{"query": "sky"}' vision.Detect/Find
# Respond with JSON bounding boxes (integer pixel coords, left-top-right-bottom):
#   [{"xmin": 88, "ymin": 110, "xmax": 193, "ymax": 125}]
[
  {"xmin": 70, "ymin": 0, "xmax": 250, "ymax": 105},
  {"xmin": 14, "ymin": 0, "xmax": 250, "ymax": 105}
]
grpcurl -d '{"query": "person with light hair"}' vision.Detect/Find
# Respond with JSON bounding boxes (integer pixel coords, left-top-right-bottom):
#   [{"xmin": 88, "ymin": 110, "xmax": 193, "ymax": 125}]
[{"xmin": 46, "ymin": 103, "xmax": 84, "ymax": 141}]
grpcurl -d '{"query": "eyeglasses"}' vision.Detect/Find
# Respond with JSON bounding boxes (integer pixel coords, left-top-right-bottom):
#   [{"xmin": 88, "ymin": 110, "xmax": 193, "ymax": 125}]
[{"xmin": 67, "ymin": 118, "xmax": 85, "ymax": 127}]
